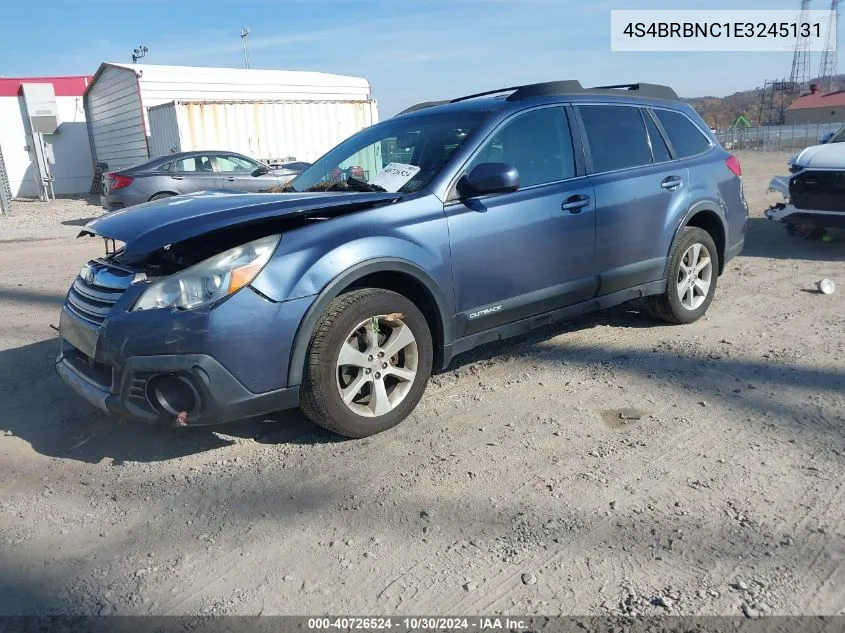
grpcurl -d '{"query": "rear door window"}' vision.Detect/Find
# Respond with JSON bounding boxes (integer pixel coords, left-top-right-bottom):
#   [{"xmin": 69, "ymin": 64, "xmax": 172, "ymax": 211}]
[
  {"xmin": 578, "ymin": 105, "xmax": 652, "ymax": 173},
  {"xmin": 173, "ymin": 156, "xmax": 214, "ymax": 173},
  {"xmin": 654, "ymin": 109, "xmax": 712, "ymax": 158}
]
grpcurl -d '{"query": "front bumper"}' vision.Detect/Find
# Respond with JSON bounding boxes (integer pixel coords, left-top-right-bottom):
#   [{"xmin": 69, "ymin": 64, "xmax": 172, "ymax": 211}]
[
  {"xmin": 56, "ymin": 345, "xmax": 299, "ymax": 425},
  {"xmin": 55, "ymin": 280, "xmax": 314, "ymax": 426},
  {"xmin": 765, "ymin": 202, "xmax": 845, "ymax": 228}
]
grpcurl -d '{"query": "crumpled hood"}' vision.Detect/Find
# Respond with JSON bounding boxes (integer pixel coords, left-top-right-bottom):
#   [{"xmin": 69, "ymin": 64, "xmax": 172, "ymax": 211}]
[
  {"xmin": 792, "ymin": 143, "xmax": 845, "ymax": 170},
  {"xmin": 81, "ymin": 189, "xmax": 400, "ymax": 258}
]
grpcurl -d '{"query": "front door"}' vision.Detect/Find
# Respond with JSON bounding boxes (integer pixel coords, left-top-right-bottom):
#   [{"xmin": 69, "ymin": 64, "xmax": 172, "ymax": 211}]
[
  {"xmin": 214, "ymin": 154, "xmax": 274, "ymax": 192},
  {"xmin": 445, "ymin": 106, "xmax": 597, "ymax": 336}
]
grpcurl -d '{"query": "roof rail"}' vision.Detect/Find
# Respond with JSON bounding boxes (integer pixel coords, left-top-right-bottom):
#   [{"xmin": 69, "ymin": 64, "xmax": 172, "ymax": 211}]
[
  {"xmin": 396, "ymin": 100, "xmax": 450, "ymax": 116},
  {"xmin": 449, "ymin": 86, "xmax": 524, "ymax": 104},
  {"xmin": 506, "ymin": 81, "xmax": 585, "ymax": 101},
  {"xmin": 396, "ymin": 81, "xmax": 679, "ymax": 116},
  {"xmin": 588, "ymin": 83, "xmax": 679, "ymax": 100}
]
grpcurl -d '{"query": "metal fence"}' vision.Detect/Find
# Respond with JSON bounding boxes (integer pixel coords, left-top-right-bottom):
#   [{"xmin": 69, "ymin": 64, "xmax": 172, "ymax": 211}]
[{"xmin": 714, "ymin": 122, "xmax": 842, "ymax": 152}]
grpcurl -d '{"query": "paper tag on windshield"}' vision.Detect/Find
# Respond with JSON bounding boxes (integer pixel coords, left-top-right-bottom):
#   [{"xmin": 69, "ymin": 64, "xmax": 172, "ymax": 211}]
[{"xmin": 368, "ymin": 163, "xmax": 421, "ymax": 192}]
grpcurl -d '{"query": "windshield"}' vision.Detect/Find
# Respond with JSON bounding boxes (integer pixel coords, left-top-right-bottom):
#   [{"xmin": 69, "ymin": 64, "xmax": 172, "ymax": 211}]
[
  {"xmin": 829, "ymin": 127, "xmax": 845, "ymax": 143},
  {"xmin": 287, "ymin": 110, "xmax": 489, "ymax": 194}
]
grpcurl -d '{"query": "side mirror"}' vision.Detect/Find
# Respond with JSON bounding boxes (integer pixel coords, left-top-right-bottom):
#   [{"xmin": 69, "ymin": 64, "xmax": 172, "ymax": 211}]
[
  {"xmin": 251, "ymin": 165, "xmax": 270, "ymax": 177},
  {"xmin": 459, "ymin": 163, "xmax": 519, "ymax": 198}
]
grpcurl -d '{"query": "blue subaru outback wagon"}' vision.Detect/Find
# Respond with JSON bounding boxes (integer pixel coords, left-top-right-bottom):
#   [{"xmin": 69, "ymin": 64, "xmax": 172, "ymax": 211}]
[{"xmin": 57, "ymin": 80, "xmax": 748, "ymax": 437}]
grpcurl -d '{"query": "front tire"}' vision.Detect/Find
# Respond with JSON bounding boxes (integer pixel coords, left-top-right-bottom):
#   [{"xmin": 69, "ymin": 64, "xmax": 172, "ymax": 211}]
[
  {"xmin": 647, "ymin": 227, "xmax": 719, "ymax": 325},
  {"xmin": 299, "ymin": 289, "xmax": 433, "ymax": 438}
]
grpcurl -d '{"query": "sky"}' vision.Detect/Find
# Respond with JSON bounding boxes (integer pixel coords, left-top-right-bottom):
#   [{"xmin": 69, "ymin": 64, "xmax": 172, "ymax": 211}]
[{"xmin": 0, "ymin": 0, "xmax": 839, "ymax": 117}]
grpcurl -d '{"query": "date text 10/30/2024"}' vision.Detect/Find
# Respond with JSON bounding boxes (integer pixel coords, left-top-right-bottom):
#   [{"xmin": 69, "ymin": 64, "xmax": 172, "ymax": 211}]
[{"xmin": 307, "ymin": 617, "xmax": 529, "ymax": 630}]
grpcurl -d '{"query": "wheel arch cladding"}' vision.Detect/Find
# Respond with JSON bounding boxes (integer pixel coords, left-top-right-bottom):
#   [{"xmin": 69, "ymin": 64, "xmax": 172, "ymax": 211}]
[
  {"xmin": 670, "ymin": 206, "xmax": 726, "ymax": 276},
  {"xmin": 287, "ymin": 259, "xmax": 452, "ymax": 387}
]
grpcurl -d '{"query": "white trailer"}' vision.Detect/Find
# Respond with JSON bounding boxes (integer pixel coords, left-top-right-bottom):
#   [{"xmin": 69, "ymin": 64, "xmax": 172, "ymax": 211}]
[
  {"xmin": 83, "ymin": 63, "xmax": 376, "ymax": 171},
  {"xmin": 147, "ymin": 99, "xmax": 378, "ymax": 165}
]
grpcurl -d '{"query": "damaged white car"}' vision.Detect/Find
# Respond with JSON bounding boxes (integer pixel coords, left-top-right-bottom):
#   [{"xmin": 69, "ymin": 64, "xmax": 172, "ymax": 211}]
[{"xmin": 766, "ymin": 130, "xmax": 845, "ymax": 238}]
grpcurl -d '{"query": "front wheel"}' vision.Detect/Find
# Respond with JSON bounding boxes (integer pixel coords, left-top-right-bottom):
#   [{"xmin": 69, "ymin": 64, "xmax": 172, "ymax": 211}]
[
  {"xmin": 647, "ymin": 227, "xmax": 719, "ymax": 325},
  {"xmin": 299, "ymin": 289, "xmax": 433, "ymax": 438}
]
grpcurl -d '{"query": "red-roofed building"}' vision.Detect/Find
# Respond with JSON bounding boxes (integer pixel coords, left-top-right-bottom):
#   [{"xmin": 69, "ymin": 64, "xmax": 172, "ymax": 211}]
[
  {"xmin": 786, "ymin": 84, "xmax": 845, "ymax": 125},
  {"xmin": 0, "ymin": 75, "xmax": 94, "ymax": 198}
]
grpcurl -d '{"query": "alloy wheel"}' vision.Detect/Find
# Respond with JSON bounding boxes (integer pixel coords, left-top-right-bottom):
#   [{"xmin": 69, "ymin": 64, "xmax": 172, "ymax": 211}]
[
  {"xmin": 335, "ymin": 315, "xmax": 419, "ymax": 417},
  {"xmin": 676, "ymin": 243, "xmax": 713, "ymax": 311}
]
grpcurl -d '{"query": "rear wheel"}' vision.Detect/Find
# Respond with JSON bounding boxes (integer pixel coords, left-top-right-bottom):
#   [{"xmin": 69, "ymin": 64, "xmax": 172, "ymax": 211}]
[
  {"xmin": 150, "ymin": 193, "xmax": 174, "ymax": 201},
  {"xmin": 648, "ymin": 227, "xmax": 719, "ymax": 325},
  {"xmin": 299, "ymin": 289, "xmax": 433, "ymax": 438}
]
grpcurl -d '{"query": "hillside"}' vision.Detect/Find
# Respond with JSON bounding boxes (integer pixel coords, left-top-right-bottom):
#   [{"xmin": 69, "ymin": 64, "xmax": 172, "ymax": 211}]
[{"xmin": 685, "ymin": 74, "xmax": 845, "ymax": 128}]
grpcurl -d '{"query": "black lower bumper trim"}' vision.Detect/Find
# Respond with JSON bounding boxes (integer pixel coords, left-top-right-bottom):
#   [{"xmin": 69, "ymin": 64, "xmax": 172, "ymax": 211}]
[{"xmin": 56, "ymin": 351, "xmax": 300, "ymax": 426}]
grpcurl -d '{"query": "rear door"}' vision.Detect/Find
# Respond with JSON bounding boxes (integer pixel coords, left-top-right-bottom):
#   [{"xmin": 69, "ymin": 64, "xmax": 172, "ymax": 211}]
[
  {"xmin": 576, "ymin": 103, "xmax": 690, "ymax": 295},
  {"xmin": 214, "ymin": 154, "xmax": 276, "ymax": 192},
  {"xmin": 170, "ymin": 155, "xmax": 224, "ymax": 194}
]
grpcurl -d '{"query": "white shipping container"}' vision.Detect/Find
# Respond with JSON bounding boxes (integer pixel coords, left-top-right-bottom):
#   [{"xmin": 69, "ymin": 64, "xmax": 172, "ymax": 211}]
[{"xmin": 148, "ymin": 99, "xmax": 378, "ymax": 164}]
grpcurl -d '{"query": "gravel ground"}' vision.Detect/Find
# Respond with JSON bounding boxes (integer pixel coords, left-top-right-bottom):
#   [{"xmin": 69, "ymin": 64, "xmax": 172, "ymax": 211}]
[
  {"xmin": 1, "ymin": 152, "xmax": 844, "ymax": 617},
  {"xmin": 0, "ymin": 195, "xmax": 104, "ymax": 242}
]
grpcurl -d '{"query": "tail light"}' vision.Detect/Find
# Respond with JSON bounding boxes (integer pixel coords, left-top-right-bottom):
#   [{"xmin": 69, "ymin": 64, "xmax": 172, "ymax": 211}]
[
  {"xmin": 106, "ymin": 173, "xmax": 134, "ymax": 190},
  {"xmin": 725, "ymin": 155, "xmax": 742, "ymax": 177}
]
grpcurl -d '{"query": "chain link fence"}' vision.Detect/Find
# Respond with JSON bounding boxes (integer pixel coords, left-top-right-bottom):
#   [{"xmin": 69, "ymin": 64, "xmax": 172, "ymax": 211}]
[{"xmin": 714, "ymin": 122, "xmax": 842, "ymax": 152}]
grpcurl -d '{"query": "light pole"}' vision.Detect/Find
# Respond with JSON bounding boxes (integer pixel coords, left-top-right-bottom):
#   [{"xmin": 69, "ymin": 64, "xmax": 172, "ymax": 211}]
[
  {"xmin": 131, "ymin": 45, "xmax": 148, "ymax": 63},
  {"xmin": 240, "ymin": 28, "xmax": 250, "ymax": 68}
]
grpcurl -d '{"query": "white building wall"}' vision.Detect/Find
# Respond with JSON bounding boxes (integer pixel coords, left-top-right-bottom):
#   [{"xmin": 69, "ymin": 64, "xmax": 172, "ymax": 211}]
[
  {"xmin": 0, "ymin": 95, "xmax": 93, "ymax": 198},
  {"xmin": 85, "ymin": 63, "xmax": 376, "ymax": 170}
]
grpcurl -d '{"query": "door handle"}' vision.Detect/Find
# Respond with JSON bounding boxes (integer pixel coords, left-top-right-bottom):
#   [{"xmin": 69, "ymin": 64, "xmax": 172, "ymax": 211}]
[
  {"xmin": 225, "ymin": 176, "xmax": 236, "ymax": 181},
  {"xmin": 561, "ymin": 194, "xmax": 591, "ymax": 213},
  {"xmin": 661, "ymin": 176, "xmax": 682, "ymax": 190},
  {"xmin": 171, "ymin": 175, "xmax": 186, "ymax": 180}
]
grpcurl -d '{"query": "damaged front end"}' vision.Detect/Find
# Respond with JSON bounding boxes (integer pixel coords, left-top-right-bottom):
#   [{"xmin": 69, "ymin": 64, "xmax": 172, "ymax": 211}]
[
  {"xmin": 57, "ymin": 191, "xmax": 401, "ymax": 426},
  {"xmin": 765, "ymin": 170, "xmax": 845, "ymax": 233}
]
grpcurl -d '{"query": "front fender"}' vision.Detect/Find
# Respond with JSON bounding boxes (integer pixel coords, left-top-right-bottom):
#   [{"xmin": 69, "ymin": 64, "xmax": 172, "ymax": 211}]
[
  {"xmin": 283, "ymin": 257, "xmax": 454, "ymax": 386},
  {"xmin": 248, "ymin": 196, "xmax": 455, "ymax": 386}
]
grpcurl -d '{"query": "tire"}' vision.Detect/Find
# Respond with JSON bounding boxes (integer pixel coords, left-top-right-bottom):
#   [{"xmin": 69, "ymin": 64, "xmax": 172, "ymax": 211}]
[
  {"xmin": 299, "ymin": 288, "xmax": 433, "ymax": 438},
  {"xmin": 647, "ymin": 227, "xmax": 719, "ymax": 325},
  {"xmin": 150, "ymin": 193, "xmax": 174, "ymax": 201}
]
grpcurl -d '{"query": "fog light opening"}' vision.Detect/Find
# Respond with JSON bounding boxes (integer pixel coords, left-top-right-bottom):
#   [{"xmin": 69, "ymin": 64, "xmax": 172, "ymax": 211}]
[{"xmin": 147, "ymin": 374, "xmax": 199, "ymax": 417}]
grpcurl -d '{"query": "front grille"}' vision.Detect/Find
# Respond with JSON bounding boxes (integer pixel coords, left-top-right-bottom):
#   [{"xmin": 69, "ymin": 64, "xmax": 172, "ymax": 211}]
[
  {"xmin": 790, "ymin": 170, "xmax": 845, "ymax": 212},
  {"xmin": 65, "ymin": 261, "xmax": 134, "ymax": 325}
]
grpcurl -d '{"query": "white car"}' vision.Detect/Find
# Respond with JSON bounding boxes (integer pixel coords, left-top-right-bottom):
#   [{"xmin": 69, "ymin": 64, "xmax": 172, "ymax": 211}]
[{"xmin": 766, "ymin": 132, "xmax": 845, "ymax": 238}]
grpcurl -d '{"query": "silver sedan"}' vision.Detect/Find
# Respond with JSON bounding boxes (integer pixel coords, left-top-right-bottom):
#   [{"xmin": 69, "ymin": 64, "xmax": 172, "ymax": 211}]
[{"xmin": 100, "ymin": 151, "xmax": 307, "ymax": 212}]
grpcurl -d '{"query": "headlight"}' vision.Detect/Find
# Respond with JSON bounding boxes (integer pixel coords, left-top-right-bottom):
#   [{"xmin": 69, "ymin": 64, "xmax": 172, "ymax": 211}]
[{"xmin": 132, "ymin": 234, "xmax": 280, "ymax": 311}]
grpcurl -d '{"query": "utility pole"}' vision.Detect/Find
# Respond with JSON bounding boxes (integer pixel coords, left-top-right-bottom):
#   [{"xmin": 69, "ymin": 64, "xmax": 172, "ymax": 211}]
[
  {"xmin": 789, "ymin": 0, "xmax": 814, "ymax": 94},
  {"xmin": 240, "ymin": 28, "xmax": 250, "ymax": 68},
  {"xmin": 818, "ymin": 0, "xmax": 840, "ymax": 92}
]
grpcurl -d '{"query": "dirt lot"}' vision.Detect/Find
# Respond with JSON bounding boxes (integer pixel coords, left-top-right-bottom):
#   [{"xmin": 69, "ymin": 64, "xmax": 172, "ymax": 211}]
[{"xmin": 1, "ymin": 152, "xmax": 844, "ymax": 617}]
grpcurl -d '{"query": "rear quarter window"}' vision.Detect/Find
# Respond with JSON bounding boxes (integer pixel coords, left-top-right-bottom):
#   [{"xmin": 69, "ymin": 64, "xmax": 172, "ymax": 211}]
[{"xmin": 654, "ymin": 109, "xmax": 712, "ymax": 158}]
